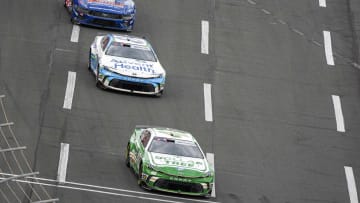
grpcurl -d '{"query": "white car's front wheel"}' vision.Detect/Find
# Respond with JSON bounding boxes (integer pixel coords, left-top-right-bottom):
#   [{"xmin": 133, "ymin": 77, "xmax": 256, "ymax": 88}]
[
  {"xmin": 88, "ymin": 51, "xmax": 91, "ymax": 71},
  {"xmin": 155, "ymin": 90, "xmax": 163, "ymax": 97},
  {"xmin": 95, "ymin": 65, "xmax": 105, "ymax": 89}
]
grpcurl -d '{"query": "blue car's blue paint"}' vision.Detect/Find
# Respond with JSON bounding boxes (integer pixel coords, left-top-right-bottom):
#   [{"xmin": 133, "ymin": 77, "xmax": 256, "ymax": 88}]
[{"xmin": 69, "ymin": 0, "xmax": 136, "ymax": 31}]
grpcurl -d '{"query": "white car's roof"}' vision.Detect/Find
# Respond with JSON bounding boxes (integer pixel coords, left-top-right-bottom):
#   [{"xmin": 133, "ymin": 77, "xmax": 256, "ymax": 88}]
[{"xmin": 112, "ymin": 34, "xmax": 148, "ymax": 47}]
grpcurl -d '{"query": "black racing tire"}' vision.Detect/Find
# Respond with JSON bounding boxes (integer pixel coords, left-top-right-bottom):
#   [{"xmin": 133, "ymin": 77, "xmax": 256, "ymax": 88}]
[
  {"xmin": 95, "ymin": 65, "xmax": 107, "ymax": 90},
  {"xmin": 88, "ymin": 51, "xmax": 91, "ymax": 71},
  {"xmin": 96, "ymin": 80, "xmax": 106, "ymax": 89},
  {"xmin": 203, "ymin": 190, "xmax": 212, "ymax": 198},
  {"xmin": 95, "ymin": 65, "xmax": 101, "ymax": 86},
  {"xmin": 125, "ymin": 25, "xmax": 134, "ymax": 32},
  {"xmin": 155, "ymin": 90, "xmax": 163, "ymax": 97},
  {"xmin": 70, "ymin": 17, "xmax": 80, "ymax": 25},
  {"xmin": 137, "ymin": 162, "xmax": 143, "ymax": 186},
  {"xmin": 125, "ymin": 144, "xmax": 130, "ymax": 168}
]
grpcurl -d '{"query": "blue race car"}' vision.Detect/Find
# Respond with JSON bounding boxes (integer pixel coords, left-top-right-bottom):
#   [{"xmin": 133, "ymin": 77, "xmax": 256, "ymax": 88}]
[
  {"xmin": 89, "ymin": 34, "xmax": 166, "ymax": 96},
  {"xmin": 64, "ymin": 0, "xmax": 135, "ymax": 31}
]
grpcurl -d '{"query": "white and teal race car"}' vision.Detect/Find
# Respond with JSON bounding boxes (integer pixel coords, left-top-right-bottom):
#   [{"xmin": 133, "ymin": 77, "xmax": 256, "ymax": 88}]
[
  {"xmin": 126, "ymin": 126, "xmax": 214, "ymax": 196},
  {"xmin": 89, "ymin": 34, "xmax": 166, "ymax": 96}
]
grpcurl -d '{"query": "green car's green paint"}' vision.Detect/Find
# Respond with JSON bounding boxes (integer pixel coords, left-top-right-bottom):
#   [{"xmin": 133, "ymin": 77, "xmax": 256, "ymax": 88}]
[{"xmin": 125, "ymin": 126, "xmax": 214, "ymax": 196}]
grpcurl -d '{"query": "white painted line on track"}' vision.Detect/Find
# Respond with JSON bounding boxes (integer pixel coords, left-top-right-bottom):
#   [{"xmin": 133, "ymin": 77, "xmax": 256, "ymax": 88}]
[
  {"xmin": 63, "ymin": 71, "xmax": 77, "ymax": 110},
  {"xmin": 204, "ymin": 83, "xmax": 213, "ymax": 122},
  {"xmin": 352, "ymin": 63, "xmax": 360, "ymax": 70},
  {"xmin": 70, "ymin": 25, "xmax": 80, "ymax": 43},
  {"xmin": 206, "ymin": 153, "xmax": 216, "ymax": 198},
  {"xmin": 5, "ymin": 179, "xmax": 184, "ymax": 203},
  {"xmin": 57, "ymin": 143, "xmax": 70, "ymax": 183},
  {"xmin": 332, "ymin": 95, "xmax": 345, "ymax": 132},
  {"xmin": 201, "ymin": 20, "xmax": 209, "ymax": 54},
  {"xmin": 292, "ymin": 29, "xmax": 304, "ymax": 36},
  {"xmin": 323, "ymin": 31, "xmax": 335, "ymax": 66},
  {"xmin": 277, "ymin": 19, "xmax": 287, "ymax": 25},
  {"xmin": 0, "ymin": 173, "xmax": 221, "ymax": 203},
  {"xmin": 344, "ymin": 166, "xmax": 359, "ymax": 203},
  {"xmin": 319, "ymin": 0, "xmax": 327, "ymax": 7},
  {"xmin": 312, "ymin": 40, "xmax": 322, "ymax": 47},
  {"xmin": 247, "ymin": 0, "xmax": 256, "ymax": 5},
  {"xmin": 261, "ymin": 9, "xmax": 271, "ymax": 15},
  {"xmin": 55, "ymin": 48, "xmax": 76, "ymax": 53}
]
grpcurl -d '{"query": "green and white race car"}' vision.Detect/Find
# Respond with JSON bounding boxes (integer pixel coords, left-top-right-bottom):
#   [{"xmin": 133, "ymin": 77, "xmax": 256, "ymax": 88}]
[{"xmin": 125, "ymin": 126, "xmax": 214, "ymax": 196}]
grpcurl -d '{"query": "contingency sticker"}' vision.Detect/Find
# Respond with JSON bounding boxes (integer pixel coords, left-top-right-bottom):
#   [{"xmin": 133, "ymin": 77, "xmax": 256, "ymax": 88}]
[{"xmin": 88, "ymin": 0, "xmax": 125, "ymax": 7}]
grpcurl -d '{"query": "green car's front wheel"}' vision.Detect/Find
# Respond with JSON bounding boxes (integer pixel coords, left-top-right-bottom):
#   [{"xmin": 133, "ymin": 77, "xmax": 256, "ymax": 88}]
[
  {"xmin": 137, "ymin": 163, "xmax": 143, "ymax": 186},
  {"xmin": 137, "ymin": 163, "xmax": 150, "ymax": 190},
  {"xmin": 125, "ymin": 144, "xmax": 130, "ymax": 167}
]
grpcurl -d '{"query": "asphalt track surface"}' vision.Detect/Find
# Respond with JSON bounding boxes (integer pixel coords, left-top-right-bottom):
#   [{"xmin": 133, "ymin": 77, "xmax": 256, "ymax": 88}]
[{"xmin": 0, "ymin": 0, "xmax": 360, "ymax": 202}]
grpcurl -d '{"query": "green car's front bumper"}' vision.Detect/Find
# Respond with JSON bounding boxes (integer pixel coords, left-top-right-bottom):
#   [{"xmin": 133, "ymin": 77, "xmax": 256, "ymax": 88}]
[{"xmin": 141, "ymin": 167, "xmax": 214, "ymax": 196}]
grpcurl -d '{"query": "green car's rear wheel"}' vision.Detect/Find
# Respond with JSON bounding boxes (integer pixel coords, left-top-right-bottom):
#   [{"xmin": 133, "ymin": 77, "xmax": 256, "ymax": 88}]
[{"xmin": 125, "ymin": 144, "xmax": 130, "ymax": 167}]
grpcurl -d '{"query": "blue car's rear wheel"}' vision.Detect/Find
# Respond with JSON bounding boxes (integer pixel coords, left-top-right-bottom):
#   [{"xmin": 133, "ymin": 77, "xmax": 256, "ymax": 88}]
[{"xmin": 70, "ymin": 17, "xmax": 80, "ymax": 25}]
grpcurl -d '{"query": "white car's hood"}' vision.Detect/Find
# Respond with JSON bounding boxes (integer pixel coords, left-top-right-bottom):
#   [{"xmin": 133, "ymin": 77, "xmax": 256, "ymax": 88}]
[
  {"xmin": 100, "ymin": 56, "xmax": 165, "ymax": 78},
  {"xmin": 149, "ymin": 152, "xmax": 207, "ymax": 171}
]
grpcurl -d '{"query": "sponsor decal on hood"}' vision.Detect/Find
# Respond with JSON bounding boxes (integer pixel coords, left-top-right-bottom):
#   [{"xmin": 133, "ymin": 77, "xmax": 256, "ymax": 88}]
[
  {"xmin": 85, "ymin": 0, "xmax": 134, "ymax": 12},
  {"xmin": 101, "ymin": 57, "xmax": 164, "ymax": 78},
  {"xmin": 150, "ymin": 152, "xmax": 207, "ymax": 171}
]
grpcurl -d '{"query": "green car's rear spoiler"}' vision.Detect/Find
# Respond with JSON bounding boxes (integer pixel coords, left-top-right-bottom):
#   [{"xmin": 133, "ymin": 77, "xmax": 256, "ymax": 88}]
[
  {"xmin": 135, "ymin": 125, "xmax": 170, "ymax": 129},
  {"xmin": 135, "ymin": 125, "xmax": 189, "ymax": 134}
]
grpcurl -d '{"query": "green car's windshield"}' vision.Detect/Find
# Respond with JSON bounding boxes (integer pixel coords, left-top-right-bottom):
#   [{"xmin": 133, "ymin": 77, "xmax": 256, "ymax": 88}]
[{"xmin": 148, "ymin": 137, "xmax": 204, "ymax": 159}]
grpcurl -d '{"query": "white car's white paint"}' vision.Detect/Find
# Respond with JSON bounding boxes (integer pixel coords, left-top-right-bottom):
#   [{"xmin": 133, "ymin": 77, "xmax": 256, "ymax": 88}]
[{"xmin": 89, "ymin": 34, "xmax": 166, "ymax": 95}]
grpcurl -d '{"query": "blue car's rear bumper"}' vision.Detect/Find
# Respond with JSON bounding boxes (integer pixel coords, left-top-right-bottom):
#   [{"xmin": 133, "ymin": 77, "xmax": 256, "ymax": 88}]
[{"xmin": 71, "ymin": 10, "xmax": 134, "ymax": 31}]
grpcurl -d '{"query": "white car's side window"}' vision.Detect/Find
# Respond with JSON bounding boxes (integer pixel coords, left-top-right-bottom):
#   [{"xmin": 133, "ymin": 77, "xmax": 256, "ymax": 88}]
[{"xmin": 101, "ymin": 36, "xmax": 109, "ymax": 51}]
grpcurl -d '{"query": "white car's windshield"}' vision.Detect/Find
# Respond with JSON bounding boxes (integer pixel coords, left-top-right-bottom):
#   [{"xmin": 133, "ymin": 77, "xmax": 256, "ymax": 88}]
[
  {"xmin": 148, "ymin": 137, "xmax": 204, "ymax": 159},
  {"xmin": 106, "ymin": 42, "xmax": 157, "ymax": 62}
]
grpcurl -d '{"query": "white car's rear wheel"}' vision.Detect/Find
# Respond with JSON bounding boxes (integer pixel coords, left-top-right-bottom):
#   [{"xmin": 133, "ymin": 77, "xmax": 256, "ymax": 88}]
[{"xmin": 88, "ymin": 51, "xmax": 91, "ymax": 71}]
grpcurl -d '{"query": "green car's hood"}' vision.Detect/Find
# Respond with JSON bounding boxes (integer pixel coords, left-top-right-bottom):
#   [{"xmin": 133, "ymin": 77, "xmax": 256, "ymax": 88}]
[{"xmin": 149, "ymin": 152, "xmax": 208, "ymax": 177}]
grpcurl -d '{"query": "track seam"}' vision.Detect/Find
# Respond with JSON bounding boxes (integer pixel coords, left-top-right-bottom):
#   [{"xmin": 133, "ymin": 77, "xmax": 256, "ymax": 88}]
[{"xmin": 242, "ymin": 0, "xmax": 360, "ymax": 70}]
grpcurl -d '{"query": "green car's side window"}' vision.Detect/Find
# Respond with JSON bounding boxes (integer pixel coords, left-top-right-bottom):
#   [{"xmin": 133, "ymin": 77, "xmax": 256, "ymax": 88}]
[
  {"xmin": 140, "ymin": 130, "xmax": 151, "ymax": 149},
  {"xmin": 130, "ymin": 131, "xmax": 136, "ymax": 143},
  {"xmin": 132, "ymin": 129, "xmax": 142, "ymax": 144}
]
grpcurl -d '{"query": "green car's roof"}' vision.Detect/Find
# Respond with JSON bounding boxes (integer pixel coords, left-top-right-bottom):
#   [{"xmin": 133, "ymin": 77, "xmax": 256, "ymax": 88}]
[
  {"xmin": 152, "ymin": 127, "xmax": 194, "ymax": 142},
  {"xmin": 136, "ymin": 125, "xmax": 195, "ymax": 142}
]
